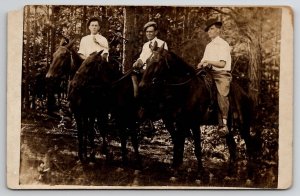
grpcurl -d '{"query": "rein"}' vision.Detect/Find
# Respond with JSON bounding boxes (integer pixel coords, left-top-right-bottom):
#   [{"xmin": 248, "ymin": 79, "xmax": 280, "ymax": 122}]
[
  {"xmin": 162, "ymin": 58, "xmax": 206, "ymax": 87},
  {"xmin": 111, "ymin": 68, "xmax": 133, "ymax": 87}
]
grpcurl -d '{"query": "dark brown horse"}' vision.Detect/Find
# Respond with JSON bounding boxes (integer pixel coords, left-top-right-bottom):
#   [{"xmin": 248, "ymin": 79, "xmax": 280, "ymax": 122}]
[
  {"xmin": 67, "ymin": 51, "xmax": 141, "ymax": 164},
  {"xmin": 46, "ymin": 40, "xmax": 140, "ymax": 165},
  {"xmin": 46, "ymin": 39, "xmax": 82, "ymax": 79},
  {"xmin": 139, "ymin": 43, "xmax": 260, "ymax": 180}
]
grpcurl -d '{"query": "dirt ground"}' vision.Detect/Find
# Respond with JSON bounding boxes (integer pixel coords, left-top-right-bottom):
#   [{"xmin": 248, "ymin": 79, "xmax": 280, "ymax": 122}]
[{"xmin": 19, "ymin": 114, "xmax": 278, "ymax": 188}]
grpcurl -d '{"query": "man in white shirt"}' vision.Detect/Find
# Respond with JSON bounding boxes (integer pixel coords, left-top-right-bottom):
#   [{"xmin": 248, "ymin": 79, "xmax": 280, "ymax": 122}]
[
  {"xmin": 132, "ymin": 21, "xmax": 168, "ymax": 97},
  {"xmin": 78, "ymin": 17, "xmax": 109, "ymax": 61},
  {"xmin": 197, "ymin": 19, "xmax": 232, "ymax": 137}
]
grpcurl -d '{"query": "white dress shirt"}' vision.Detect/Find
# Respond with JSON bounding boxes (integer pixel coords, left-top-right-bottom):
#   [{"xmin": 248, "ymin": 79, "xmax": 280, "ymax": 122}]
[
  {"xmin": 139, "ymin": 37, "xmax": 168, "ymax": 68},
  {"xmin": 201, "ymin": 36, "xmax": 231, "ymax": 71},
  {"xmin": 78, "ymin": 33, "xmax": 109, "ymax": 57}
]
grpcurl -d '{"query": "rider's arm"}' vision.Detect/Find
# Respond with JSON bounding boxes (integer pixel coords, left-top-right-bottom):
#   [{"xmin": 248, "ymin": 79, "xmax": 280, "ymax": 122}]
[
  {"xmin": 78, "ymin": 37, "xmax": 87, "ymax": 60},
  {"xmin": 203, "ymin": 60, "xmax": 226, "ymax": 68}
]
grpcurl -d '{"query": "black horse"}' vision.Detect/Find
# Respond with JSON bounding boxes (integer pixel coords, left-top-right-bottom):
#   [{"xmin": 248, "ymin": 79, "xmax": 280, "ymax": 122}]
[{"xmin": 139, "ymin": 43, "xmax": 260, "ymax": 180}]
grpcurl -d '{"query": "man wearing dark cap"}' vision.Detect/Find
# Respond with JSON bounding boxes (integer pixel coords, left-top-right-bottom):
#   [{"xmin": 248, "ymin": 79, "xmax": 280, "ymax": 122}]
[
  {"xmin": 78, "ymin": 17, "xmax": 109, "ymax": 60},
  {"xmin": 132, "ymin": 21, "xmax": 168, "ymax": 97},
  {"xmin": 197, "ymin": 18, "xmax": 232, "ymax": 137}
]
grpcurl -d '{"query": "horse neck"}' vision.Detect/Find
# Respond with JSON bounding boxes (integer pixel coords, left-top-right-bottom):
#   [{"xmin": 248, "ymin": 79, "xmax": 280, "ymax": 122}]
[
  {"xmin": 166, "ymin": 52, "xmax": 196, "ymax": 80},
  {"xmin": 69, "ymin": 50, "xmax": 83, "ymax": 79}
]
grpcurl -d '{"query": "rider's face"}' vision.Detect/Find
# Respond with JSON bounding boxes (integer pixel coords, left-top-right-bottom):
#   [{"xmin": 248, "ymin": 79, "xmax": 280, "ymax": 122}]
[
  {"xmin": 89, "ymin": 21, "xmax": 100, "ymax": 35},
  {"xmin": 145, "ymin": 26, "xmax": 158, "ymax": 41},
  {"xmin": 207, "ymin": 25, "xmax": 220, "ymax": 39}
]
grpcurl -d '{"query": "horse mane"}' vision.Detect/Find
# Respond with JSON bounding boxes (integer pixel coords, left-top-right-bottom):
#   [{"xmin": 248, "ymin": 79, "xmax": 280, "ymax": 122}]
[
  {"xmin": 166, "ymin": 51, "xmax": 196, "ymax": 76},
  {"xmin": 70, "ymin": 49, "xmax": 83, "ymax": 75}
]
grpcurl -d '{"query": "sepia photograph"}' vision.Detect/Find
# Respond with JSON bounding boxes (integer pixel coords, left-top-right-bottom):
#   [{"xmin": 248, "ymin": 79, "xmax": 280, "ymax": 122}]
[{"xmin": 6, "ymin": 5, "xmax": 293, "ymax": 189}]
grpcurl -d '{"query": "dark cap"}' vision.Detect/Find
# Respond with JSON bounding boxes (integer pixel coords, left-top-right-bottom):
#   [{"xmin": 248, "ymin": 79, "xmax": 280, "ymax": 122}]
[
  {"xmin": 87, "ymin": 17, "xmax": 101, "ymax": 28},
  {"xmin": 204, "ymin": 18, "xmax": 222, "ymax": 32},
  {"xmin": 143, "ymin": 21, "xmax": 157, "ymax": 31}
]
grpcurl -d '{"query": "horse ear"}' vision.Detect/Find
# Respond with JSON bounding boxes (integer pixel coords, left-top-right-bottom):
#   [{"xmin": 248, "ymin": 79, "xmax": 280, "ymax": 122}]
[
  {"xmin": 66, "ymin": 39, "xmax": 76, "ymax": 48},
  {"xmin": 158, "ymin": 42, "xmax": 165, "ymax": 53},
  {"xmin": 96, "ymin": 50, "xmax": 104, "ymax": 59},
  {"xmin": 98, "ymin": 50, "xmax": 104, "ymax": 56},
  {"xmin": 153, "ymin": 41, "xmax": 158, "ymax": 50},
  {"xmin": 59, "ymin": 38, "xmax": 67, "ymax": 46}
]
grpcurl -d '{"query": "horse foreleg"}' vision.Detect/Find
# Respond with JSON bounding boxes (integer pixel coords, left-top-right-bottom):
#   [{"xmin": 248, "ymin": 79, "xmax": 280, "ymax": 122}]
[
  {"xmin": 241, "ymin": 126, "xmax": 258, "ymax": 181},
  {"xmin": 172, "ymin": 125, "xmax": 185, "ymax": 170},
  {"xmin": 191, "ymin": 126, "xmax": 204, "ymax": 178},
  {"xmin": 130, "ymin": 125, "xmax": 142, "ymax": 168},
  {"xmin": 74, "ymin": 115, "xmax": 86, "ymax": 163},
  {"xmin": 87, "ymin": 117, "xmax": 96, "ymax": 162},
  {"xmin": 120, "ymin": 130, "xmax": 128, "ymax": 165},
  {"xmin": 225, "ymin": 132, "xmax": 237, "ymax": 176},
  {"xmin": 82, "ymin": 117, "xmax": 89, "ymax": 162},
  {"xmin": 164, "ymin": 120, "xmax": 176, "ymax": 144},
  {"xmin": 97, "ymin": 114, "xmax": 109, "ymax": 157}
]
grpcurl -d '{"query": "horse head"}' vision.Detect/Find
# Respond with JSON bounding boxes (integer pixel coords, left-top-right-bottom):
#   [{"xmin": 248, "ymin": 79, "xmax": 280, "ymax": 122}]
[
  {"xmin": 46, "ymin": 38, "xmax": 76, "ymax": 79},
  {"xmin": 140, "ymin": 43, "xmax": 168, "ymax": 89},
  {"xmin": 68, "ymin": 50, "xmax": 112, "ymax": 96}
]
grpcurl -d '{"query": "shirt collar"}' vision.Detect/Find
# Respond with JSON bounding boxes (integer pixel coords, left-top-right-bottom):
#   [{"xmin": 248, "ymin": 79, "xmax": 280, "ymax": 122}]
[
  {"xmin": 148, "ymin": 37, "xmax": 158, "ymax": 44},
  {"xmin": 90, "ymin": 33, "xmax": 100, "ymax": 36},
  {"xmin": 211, "ymin": 36, "xmax": 221, "ymax": 43}
]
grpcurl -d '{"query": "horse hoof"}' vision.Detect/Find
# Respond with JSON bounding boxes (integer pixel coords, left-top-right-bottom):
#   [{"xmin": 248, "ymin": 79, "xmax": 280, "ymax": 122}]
[
  {"xmin": 245, "ymin": 179, "xmax": 253, "ymax": 187},
  {"xmin": 195, "ymin": 179, "xmax": 201, "ymax": 185},
  {"xmin": 134, "ymin": 170, "xmax": 141, "ymax": 176},
  {"xmin": 132, "ymin": 177, "xmax": 139, "ymax": 186},
  {"xmin": 169, "ymin": 176, "xmax": 177, "ymax": 182},
  {"xmin": 116, "ymin": 167, "xmax": 124, "ymax": 173}
]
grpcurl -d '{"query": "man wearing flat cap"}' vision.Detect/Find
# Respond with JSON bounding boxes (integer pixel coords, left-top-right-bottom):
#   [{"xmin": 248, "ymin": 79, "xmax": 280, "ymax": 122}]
[
  {"xmin": 78, "ymin": 17, "xmax": 109, "ymax": 61},
  {"xmin": 197, "ymin": 18, "xmax": 232, "ymax": 137},
  {"xmin": 132, "ymin": 21, "xmax": 168, "ymax": 97}
]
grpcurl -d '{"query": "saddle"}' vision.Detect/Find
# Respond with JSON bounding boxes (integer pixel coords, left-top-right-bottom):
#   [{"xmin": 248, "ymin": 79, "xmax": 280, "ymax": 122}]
[
  {"xmin": 199, "ymin": 69, "xmax": 219, "ymax": 123},
  {"xmin": 200, "ymin": 69, "xmax": 217, "ymax": 107}
]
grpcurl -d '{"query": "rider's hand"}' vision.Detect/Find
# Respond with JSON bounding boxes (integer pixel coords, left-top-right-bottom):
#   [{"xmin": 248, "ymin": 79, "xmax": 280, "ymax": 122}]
[
  {"xmin": 197, "ymin": 62, "xmax": 203, "ymax": 69},
  {"xmin": 202, "ymin": 60, "xmax": 209, "ymax": 67},
  {"xmin": 93, "ymin": 36, "xmax": 99, "ymax": 45},
  {"xmin": 197, "ymin": 61, "xmax": 208, "ymax": 69},
  {"xmin": 133, "ymin": 59, "xmax": 143, "ymax": 69}
]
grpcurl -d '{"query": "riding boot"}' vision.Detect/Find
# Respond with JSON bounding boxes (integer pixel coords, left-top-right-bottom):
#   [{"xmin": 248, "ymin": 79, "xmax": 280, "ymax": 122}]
[{"xmin": 131, "ymin": 75, "xmax": 139, "ymax": 98}]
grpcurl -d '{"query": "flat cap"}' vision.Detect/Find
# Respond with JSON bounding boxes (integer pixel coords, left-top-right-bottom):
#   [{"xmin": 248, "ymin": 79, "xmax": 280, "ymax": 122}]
[
  {"xmin": 143, "ymin": 21, "xmax": 157, "ymax": 31},
  {"xmin": 204, "ymin": 18, "xmax": 222, "ymax": 32}
]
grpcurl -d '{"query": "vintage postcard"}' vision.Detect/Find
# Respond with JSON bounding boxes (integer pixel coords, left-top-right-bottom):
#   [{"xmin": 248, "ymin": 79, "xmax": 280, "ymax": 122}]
[{"xmin": 7, "ymin": 5, "xmax": 293, "ymax": 189}]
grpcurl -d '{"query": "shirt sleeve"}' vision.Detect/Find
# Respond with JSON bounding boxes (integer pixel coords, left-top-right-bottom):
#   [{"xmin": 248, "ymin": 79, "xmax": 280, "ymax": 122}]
[
  {"xmin": 102, "ymin": 37, "xmax": 109, "ymax": 55},
  {"xmin": 201, "ymin": 45, "xmax": 209, "ymax": 62},
  {"xmin": 78, "ymin": 37, "xmax": 86, "ymax": 56},
  {"xmin": 139, "ymin": 43, "xmax": 148, "ymax": 64},
  {"xmin": 164, "ymin": 42, "xmax": 168, "ymax": 50},
  {"xmin": 216, "ymin": 42, "xmax": 231, "ymax": 63}
]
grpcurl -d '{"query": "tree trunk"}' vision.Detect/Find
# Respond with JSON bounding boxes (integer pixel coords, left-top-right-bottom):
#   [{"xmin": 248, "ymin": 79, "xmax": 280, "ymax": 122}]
[
  {"xmin": 31, "ymin": 5, "xmax": 38, "ymax": 109},
  {"xmin": 247, "ymin": 38, "xmax": 262, "ymax": 107},
  {"xmin": 122, "ymin": 6, "xmax": 136, "ymax": 72},
  {"xmin": 47, "ymin": 5, "xmax": 57, "ymax": 114},
  {"xmin": 82, "ymin": 6, "xmax": 87, "ymax": 36},
  {"xmin": 46, "ymin": 5, "xmax": 50, "ymax": 67},
  {"xmin": 23, "ymin": 6, "xmax": 31, "ymax": 110}
]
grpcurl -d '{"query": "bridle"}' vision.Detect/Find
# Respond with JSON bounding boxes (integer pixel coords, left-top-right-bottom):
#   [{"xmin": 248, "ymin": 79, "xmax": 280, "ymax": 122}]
[{"xmin": 148, "ymin": 56, "xmax": 206, "ymax": 87}]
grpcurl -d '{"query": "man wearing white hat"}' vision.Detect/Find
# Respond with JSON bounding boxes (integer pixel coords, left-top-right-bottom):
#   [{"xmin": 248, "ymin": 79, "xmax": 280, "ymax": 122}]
[
  {"xmin": 197, "ymin": 18, "xmax": 232, "ymax": 137},
  {"xmin": 132, "ymin": 21, "xmax": 168, "ymax": 97}
]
